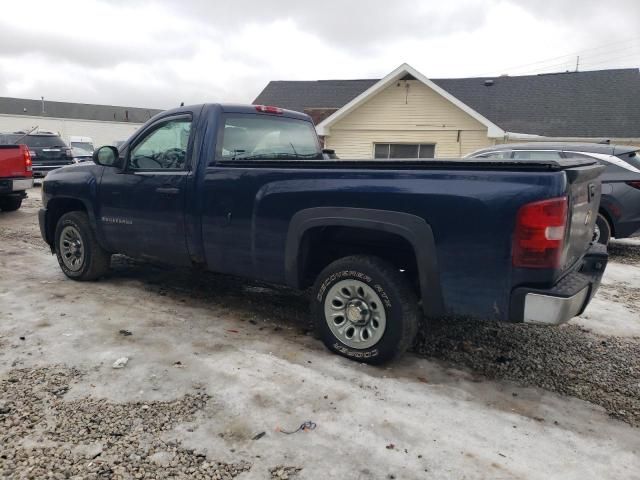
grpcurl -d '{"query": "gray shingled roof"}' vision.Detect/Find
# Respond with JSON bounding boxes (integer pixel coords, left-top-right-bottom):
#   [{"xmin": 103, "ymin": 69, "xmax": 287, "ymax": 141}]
[
  {"xmin": 253, "ymin": 69, "xmax": 640, "ymax": 137},
  {"xmin": 0, "ymin": 96, "xmax": 163, "ymax": 123}
]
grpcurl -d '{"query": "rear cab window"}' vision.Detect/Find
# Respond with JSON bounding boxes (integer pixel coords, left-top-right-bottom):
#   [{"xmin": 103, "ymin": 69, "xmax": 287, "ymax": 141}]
[
  {"xmin": 217, "ymin": 115, "xmax": 322, "ymax": 161},
  {"xmin": 21, "ymin": 135, "xmax": 66, "ymax": 148},
  {"xmin": 0, "ymin": 134, "xmax": 66, "ymax": 147}
]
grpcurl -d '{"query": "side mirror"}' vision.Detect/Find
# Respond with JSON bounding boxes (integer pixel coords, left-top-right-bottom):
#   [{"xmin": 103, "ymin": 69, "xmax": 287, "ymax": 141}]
[
  {"xmin": 322, "ymin": 148, "xmax": 338, "ymax": 159},
  {"xmin": 93, "ymin": 146, "xmax": 122, "ymax": 168}
]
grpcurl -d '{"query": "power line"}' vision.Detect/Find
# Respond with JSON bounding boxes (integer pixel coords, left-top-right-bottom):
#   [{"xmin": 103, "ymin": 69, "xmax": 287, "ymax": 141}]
[
  {"xmin": 578, "ymin": 51, "xmax": 640, "ymax": 69},
  {"xmin": 491, "ymin": 44, "xmax": 640, "ymax": 76},
  {"xmin": 478, "ymin": 36, "xmax": 640, "ymax": 76}
]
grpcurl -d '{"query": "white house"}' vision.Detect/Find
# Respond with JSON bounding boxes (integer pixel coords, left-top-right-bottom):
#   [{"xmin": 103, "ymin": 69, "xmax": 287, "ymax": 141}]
[{"xmin": 254, "ymin": 63, "xmax": 640, "ymax": 158}]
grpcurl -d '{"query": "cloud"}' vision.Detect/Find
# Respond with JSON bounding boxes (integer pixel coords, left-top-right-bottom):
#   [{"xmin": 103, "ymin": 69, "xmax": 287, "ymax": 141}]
[{"xmin": 0, "ymin": 0, "xmax": 636, "ymax": 108}]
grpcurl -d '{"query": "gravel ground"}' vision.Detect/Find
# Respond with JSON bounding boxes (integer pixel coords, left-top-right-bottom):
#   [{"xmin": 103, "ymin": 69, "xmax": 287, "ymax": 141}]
[
  {"xmin": 414, "ymin": 320, "xmax": 640, "ymax": 426},
  {"xmin": 1, "ymin": 366, "xmax": 251, "ymax": 479},
  {"xmin": 608, "ymin": 240, "xmax": 640, "ymax": 264}
]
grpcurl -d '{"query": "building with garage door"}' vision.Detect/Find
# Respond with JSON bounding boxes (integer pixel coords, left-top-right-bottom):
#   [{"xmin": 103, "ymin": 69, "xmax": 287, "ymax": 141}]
[
  {"xmin": 0, "ymin": 97, "xmax": 163, "ymax": 148},
  {"xmin": 253, "ymin": 63, "xmax": 640, "ymax": 159}
]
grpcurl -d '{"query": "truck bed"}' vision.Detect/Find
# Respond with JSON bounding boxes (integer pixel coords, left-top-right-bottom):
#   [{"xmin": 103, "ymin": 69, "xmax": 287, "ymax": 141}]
[{"xmin": 215, "ymin": 158, "xmax": 599, "ymax": 171}]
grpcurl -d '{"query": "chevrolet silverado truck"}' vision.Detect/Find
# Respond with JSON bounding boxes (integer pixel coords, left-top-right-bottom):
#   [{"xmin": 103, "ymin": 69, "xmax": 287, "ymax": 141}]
[
  {"xmin": 0, "ymin": 143, "xmax": 33, "ymax": 211},
  {"xmin": 39, "ymin": 104, "xmax": 608, "ymax": 363}
]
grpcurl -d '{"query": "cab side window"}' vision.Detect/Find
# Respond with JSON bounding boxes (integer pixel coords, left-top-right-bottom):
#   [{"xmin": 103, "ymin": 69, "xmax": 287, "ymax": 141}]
[{"xmin": 129, "ymin": 117, "xmax": 192, "ymax": 170}]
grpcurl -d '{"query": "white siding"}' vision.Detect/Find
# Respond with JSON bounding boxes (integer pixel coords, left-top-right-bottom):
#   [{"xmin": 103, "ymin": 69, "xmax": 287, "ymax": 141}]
[
  {"xmin": 324, "ymin": 80, "xmax": 494, "ymax": 158},
  {"xmin": 0, "ymin": 114, "xmax": 145, "ymax": 148}
]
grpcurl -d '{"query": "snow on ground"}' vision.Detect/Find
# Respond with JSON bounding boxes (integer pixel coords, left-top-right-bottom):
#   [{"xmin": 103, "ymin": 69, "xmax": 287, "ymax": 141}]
[{"xmin": 1, "ymin": 189, "xmax": 639, "ymax": 479}]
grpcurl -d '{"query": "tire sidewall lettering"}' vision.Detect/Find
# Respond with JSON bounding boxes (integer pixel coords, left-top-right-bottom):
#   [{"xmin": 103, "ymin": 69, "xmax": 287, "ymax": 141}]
[{"xmin": 316, "ymin": 268, "xmax": 393, "ymax": 359}]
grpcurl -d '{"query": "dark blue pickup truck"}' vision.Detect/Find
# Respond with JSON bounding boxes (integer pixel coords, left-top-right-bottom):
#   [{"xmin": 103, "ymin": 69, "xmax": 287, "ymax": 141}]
[{"xmin": 39, "ymin": 104, "xmax": 608, "ymax": 363}]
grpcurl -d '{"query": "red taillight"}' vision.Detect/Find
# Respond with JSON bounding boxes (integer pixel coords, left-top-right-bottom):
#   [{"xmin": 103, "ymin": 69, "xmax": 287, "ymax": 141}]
[
  {"xmin": 22, "ymin": 146, "xmax": 32, "ymax": 173},
  {"xmin": 627, "ymin": 181, "xmax": 640, "ymax": 190},
  {"xmin": 255, "ymin": 105, "xmax": 283, "ymax": 114},
  {"xmin": 513, "ymin": 196, "xmax": 568, "ymax": 269}
]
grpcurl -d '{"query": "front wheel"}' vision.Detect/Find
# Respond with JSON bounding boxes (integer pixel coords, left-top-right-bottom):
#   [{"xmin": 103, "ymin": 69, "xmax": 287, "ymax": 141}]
[
  {"xmin": 54, "ymin": 211, "xmax": 111, "ymax": 280},
  {"xmin": 311, "ymin": 255, "xmax": 420, "ymax": 364},
  {"xmin": 0, "ymin": 196, "xmax": 22, "ymax": 212}
]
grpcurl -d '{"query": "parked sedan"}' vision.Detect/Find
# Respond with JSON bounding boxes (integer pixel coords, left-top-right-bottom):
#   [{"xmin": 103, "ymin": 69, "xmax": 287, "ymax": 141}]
[{"xmin": 467, "ymin": 143, "xmax": 640, "ymax": 244}]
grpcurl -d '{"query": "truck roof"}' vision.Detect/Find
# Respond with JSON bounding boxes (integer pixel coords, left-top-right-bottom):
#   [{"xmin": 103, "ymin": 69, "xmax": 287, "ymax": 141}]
[{"xmin": 156, "ymin": 103, "xmax": 312, "ymax": 122}]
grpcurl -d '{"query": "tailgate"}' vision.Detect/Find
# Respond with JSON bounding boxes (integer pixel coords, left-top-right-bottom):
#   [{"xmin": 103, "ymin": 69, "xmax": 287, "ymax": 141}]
[
  {"xmin": 0, "ymin": 145, "xmax": 28, "ymax": 177},
  {"xmin": 562, "ymin": 164, "xmax": 605, "ymax": 271}
]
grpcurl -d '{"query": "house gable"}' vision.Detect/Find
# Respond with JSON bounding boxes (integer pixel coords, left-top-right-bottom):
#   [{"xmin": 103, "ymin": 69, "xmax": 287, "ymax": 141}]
[
  {"xmin": 331, "ymin": 79, "xmax": 487, "ymax": 133},
  {"xmin": 317, "ymin": 64, "xmax": 505, "ymax": 138}
]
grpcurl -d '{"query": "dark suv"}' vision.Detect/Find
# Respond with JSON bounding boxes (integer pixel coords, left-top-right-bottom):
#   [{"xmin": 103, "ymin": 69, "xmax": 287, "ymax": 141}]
[
  {"xmin": 468, "ymin": 142, "xmax": 640, "ymax": 244},
  {"xmin": 0, "ymin": 132, "xmax": 74, "ymax": 178}
]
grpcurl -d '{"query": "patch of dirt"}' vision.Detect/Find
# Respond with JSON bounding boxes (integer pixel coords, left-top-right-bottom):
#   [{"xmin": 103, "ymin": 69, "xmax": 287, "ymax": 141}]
[{"xmin": 599, "ymin": 283, "xmax": 640, "ymax": 313}]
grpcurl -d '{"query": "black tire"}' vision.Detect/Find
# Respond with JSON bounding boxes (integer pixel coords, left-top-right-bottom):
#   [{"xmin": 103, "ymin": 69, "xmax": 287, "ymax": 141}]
[
  {"xmin": 594, "ymin": 213, "xmax": 612, "ymax": 245},
  {"xmin": 54, "ymin": 211, "xmax": 111, "ymax": 281},
  {"xmin": 0, "ymin": 196, "xmax": 22, "ymax": 212},
  {"xmin": 311, "ymin": 255, "xmax": 420, "ymax": 364}
]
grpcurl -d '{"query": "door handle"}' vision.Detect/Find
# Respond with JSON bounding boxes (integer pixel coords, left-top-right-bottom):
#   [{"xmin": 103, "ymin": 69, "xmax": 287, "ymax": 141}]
[{"xmin": 156, "ymin": 187, "xmax": 180, "ymax": 195}]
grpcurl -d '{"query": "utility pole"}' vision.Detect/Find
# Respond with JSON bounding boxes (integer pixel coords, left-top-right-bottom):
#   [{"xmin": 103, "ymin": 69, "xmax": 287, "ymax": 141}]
[{"xmin": 575, "ymin": 56, "xmax": 580, "ymax": 72}]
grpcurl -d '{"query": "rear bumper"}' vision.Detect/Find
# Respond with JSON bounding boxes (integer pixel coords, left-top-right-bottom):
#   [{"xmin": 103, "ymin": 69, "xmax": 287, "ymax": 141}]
[
  {"xmin": 0, "ymin": 177, "xmax": 34, "ymax": 195},
  {"xmin": 509, "ymin": 243, "xmax": 608, "ymax": 325},
  {"xmin": 32, "ymin": 163, "xmax": 73, "ymax": 178}
]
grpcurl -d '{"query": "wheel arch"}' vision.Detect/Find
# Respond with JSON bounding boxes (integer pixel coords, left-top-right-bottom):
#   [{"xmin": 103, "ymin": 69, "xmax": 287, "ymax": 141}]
[
  {"xmin": 44, "ymin": 197, "xmax": 98, "ymax": 250},
  {"xmin": 598, "ymin": 207, "xmax": 615, "ymax": 238},
  {"xmin": 285, "ymin": 207, "xmax": 445, "ymax": 317}
]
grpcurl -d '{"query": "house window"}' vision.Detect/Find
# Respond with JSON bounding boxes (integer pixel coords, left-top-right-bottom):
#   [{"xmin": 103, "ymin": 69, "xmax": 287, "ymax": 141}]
[{"xmin": 374, "ymin": 143, "xmax": 436, "ymax": 159}]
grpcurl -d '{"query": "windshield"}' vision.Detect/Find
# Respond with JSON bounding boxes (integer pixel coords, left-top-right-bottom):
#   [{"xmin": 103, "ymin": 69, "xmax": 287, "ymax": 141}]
[
  {"xmin": 71, "ymin": 141, "xmax": 94, "ymax": 152},
  {"xmin": 72, "ymin": 146, "xmax": 93, "ymax": 157}
]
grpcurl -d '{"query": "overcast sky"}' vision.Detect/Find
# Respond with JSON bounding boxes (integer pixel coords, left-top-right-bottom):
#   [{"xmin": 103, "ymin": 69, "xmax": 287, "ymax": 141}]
[{"xmin": 0, "ymin": 0, "xmax": 638, "ymax": 109}]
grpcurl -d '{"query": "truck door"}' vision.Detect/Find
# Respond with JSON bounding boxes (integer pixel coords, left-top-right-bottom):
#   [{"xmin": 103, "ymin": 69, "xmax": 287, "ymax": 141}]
[{"xmin": 97, "ymin": 114, "xmax": 193, "ymax": 265}]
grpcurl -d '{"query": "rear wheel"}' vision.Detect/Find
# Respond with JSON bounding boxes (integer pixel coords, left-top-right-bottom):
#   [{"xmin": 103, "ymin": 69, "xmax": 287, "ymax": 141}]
[
  {"xmin": 55, "ymin": 211, "xmax": 111, "ymax": 280},
  {"xmin": 593, "ymin": 213, "xmax": 611, "ymax": 245},
  {"xmin": 0, "ymin": 196, "xmax": 22, "ymax": 212},
  {"xmin": 311, "ymin": 255, "xmax": 420, "ymax": 364}
]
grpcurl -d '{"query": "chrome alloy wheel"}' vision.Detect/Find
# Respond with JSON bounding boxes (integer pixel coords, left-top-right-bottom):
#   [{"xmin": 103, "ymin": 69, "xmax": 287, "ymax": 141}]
[
  {"xmin": 60, "ymin": 225, "xmax": 85, "ymax": 271},
  {"xmin": 324, "ymin": 279, "xmax": 387, "ymax": 349},
  {"xmin": 593, "ymin": 223, "xmax": 601, "ymax": 243}
]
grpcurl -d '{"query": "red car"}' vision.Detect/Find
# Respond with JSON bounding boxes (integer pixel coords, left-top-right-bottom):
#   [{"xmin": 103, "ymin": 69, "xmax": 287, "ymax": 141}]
[{"xmin": 0, "ymin": 143, "xmax": 33, "ymax": 211}]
